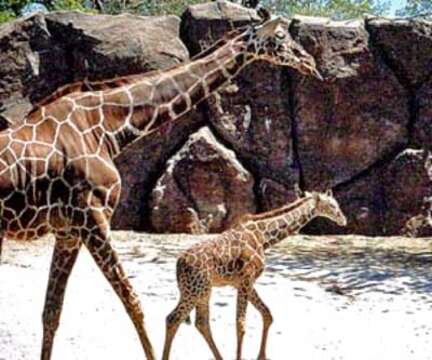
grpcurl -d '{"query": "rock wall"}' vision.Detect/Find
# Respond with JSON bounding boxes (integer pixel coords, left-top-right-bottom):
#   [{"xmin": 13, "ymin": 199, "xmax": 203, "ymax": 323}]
[{"xmin": 0, "ymin": 1, "xmax": 431, "ymax": 235}]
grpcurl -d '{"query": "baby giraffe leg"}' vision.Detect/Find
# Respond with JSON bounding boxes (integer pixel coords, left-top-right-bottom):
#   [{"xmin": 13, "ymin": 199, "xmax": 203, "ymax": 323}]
[
  {"xmin": 162, "ymin": 296, "xmax": 194, "ymax": 360},
  {"xmin": 195, "ymin": 298, "xmax": 223, "ymax": 360},
  {"xmin": 249, "ymin": 288, "xmax": 273, "ymax": 360},
  {"xmin": 236, "ymin": 278, "xmax": 253, "ymax": 360}
]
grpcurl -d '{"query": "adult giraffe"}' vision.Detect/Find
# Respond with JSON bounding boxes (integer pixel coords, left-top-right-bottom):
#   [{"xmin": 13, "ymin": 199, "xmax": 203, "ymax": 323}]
[{"xmin": 0, "ymin": 12, "xmax": 321, "ymax": 360}]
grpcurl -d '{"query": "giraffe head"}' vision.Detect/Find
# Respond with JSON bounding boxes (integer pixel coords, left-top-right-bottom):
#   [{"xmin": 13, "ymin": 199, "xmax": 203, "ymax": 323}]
[
  {"xmin": 312, "ymin": 190, "xmax": 347, "ymax": 226},
  {"xmin": 245, "ymin": 13, "xmax": 322, "ymax": 79}
]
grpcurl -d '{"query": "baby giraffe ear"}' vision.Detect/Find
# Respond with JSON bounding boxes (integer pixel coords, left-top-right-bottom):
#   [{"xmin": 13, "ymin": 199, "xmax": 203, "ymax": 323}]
[{"xmin": 294, "ymin": 184, "xmax": 303, "ymax": 198}]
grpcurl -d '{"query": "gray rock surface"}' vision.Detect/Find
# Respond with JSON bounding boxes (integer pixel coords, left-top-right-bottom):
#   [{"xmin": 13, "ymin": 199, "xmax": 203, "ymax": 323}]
[
  {"xmin": 290, "ymin": 16, "xmax": 409, "ymax": 190},
  {"xmin": 0, "ymin": 3, "xmax": 431, "ymax": 236},
  {"xmin": 413, "ymin": 77, "xmax": 432, "ymax": 149},
  {"xmin": 366, "ymin": 17, "xmax": 432, "ymax": 88},
  {"xmin": 0, "ymin": 11, "xmax": 189, "ymax": 124},
  {"xmin": 0, "ymin": 13, "xmax": 67, "ymax": 125},
  {"xmin": 382, "ymin": 149, "xmax": 432, "ymax": 235},
  {"xmin": 150, "ymin": 127, "xmax": 256, "ymax": 233},
  {"xmin": 181, "ymin": 2, "xmax": 300, "ymax": 196}
]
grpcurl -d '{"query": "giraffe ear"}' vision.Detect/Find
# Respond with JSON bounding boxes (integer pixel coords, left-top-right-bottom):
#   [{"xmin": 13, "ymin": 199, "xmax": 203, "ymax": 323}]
[
  {"xmin": 256, "ymin": 16, "xmax": 283, "ymax": 37},
  {"xmin": 257, "ymin": 7, "xmax": 271, "ymax": 23}
]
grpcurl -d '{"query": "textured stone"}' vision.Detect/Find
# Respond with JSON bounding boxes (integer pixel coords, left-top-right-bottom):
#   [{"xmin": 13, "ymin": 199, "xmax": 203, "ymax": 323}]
[
  {"xmin": 290, "ymin": 16, "xmax": 409, "ymax": 190},
  {"xmin": 259, "ymin": 178, "xmax": 298, "ymax": 212},
  {"xmin": 306, "ymin": 173, "xmax": 385, "ymax": 236},
  {"xmin": 413, "ymin": 77, "xmax": 432, "ymax": 149},
  {"xmin": 382, "ymin": 149, "xmax": 432, "ymax": 235},
  {"xmin": 150, "ymin": 127, "xmax": 256, "ymax": 233},
  {"xmin": 0, "ymin": 11, "xmax": 189, "ymax": 125},
  {"xmin": 366, "ymin": 18, "xmax": 432, "ymax": 88},
  {"xmin": 45, "ymin": 12, "xmax": 189, "ymax": 80},
  {"xmin": 112, "ymin": 113, "xmax": 204, "ymax": 230},
  {"xmin": 180, "ymin": 0, "xmax": 259, "ymax": 55},
  {"xmin": 0, "ymin": 13, "xmax": 67, "ymax": 126},
  {"xmin": 181, "ymin": 1, "xmax": 300, "ymax": 197}
]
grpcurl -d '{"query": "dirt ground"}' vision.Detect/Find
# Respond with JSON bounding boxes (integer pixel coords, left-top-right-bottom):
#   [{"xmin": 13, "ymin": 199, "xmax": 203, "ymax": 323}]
[{"xmin": 1, "ymin": 232, "xmax": 432, "ymax": 360}]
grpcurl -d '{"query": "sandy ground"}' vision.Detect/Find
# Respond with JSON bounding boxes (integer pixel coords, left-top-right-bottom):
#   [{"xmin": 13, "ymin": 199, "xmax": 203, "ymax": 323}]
[{"xmin": 1, "ymin": 232, "xmax": 432, "ymax": 360}]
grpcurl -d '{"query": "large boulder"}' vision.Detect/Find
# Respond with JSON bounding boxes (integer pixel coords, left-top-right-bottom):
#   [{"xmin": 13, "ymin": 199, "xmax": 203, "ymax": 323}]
[
  {"xmin": 366, "ymin": 18, "xmax": 432, "ymax": 153},
  {"xmin": 0, "ymin": 13, "xmax": 67, "ymax": 126},
  {"xmin": 290, "ymin": 16, "xmax": 409, "ymax": 190},
  {"xmin": 181, "ymin": 1, "xmax": 301, "ymax": 198},
  {"xmin": 259, "ymin": 178, "xmax": 298, "ymax": 212},
  {"xmin": 0, "ymin": 11, "xmax": 189, "ymax": 124},
  {"xmin": 45, "ymin": 12, "xmax": 188, "ymax": 80},
  {"xmin": 308, "ymin": 149, "xmax": 432, "ymax": 236},
  {"xmin": 413, "ymin": 76, "xmax": 432, "ymax": 149},
  {"xmin": 150, "ymin": 127, "xmax": 256, "ymax": 233},
  {"xmin": 382, "ymin": 149, "xmax": 432, "ymax": 235},
  {"xmin": 112, "ymin": 113, "xmax": 205, "ymax": 230},
  {"xmin": 305, "ymin": 172, "xmax": 385, "ymax": 236},
  {"xmin": 180, "ymin": 0, "xmax": 259, "ymax": 55},
  {"xmin": 366, "ymin": 18, "xmax": 432, "ymax": 88}
]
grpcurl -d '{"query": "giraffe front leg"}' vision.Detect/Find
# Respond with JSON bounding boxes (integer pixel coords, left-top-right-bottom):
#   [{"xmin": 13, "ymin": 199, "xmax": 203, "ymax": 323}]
[
  {"xmin": 41, "ymin": 237, "xmax": 81, "ymax": 360},
  {"xmin": 162, "ymin": 296, "xmax": 195, "ymax": 360},
  {"xmin": 236, "ymin": 278, "xmax": 253, "ymax": 360},
  {"xmin": 249, "ymin": 288, "xmax": 273, "ymax": 360},
  {"xmin": 83, "ymin": 224, "xmax": 155, "ymax": 360}
]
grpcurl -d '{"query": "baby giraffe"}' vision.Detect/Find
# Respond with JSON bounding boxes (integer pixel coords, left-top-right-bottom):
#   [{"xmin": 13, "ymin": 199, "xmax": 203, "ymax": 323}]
[{"xmin": 162, "ymin": 190, "xmax": 347, "ymax": 360}]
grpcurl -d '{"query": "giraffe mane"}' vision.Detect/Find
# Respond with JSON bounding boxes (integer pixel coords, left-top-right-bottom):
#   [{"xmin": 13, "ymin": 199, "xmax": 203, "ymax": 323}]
[
  {"xmin": 26, "ymin": 25, "xmax": 250, "ymax": 118},
  {"xmin": 236, "ymin": 194, "xmax": 313, "ymax": 225}
]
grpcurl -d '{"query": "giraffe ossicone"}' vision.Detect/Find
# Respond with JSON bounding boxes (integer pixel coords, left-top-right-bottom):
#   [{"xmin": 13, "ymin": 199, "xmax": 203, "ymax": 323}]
[
  {"xmin": 0, "ymin": 11, "xmax": 321, "ymax": 360},
  {"xmin": 162, "ymin": 191, "xmax": 347, "ymax": 360}
]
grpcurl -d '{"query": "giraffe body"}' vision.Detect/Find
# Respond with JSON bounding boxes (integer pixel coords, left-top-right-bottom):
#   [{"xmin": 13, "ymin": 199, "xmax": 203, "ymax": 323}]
[
  {"xmin": 0, "ymin": 13, "xmax": 321, "ymax": 360},
  {"xmin": 163, "ymin": 191, "xmax": 347, "ymax": 360}
]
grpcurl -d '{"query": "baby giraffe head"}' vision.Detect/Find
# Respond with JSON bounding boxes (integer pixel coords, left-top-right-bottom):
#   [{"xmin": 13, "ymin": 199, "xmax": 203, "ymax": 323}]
[
  {"xmin": 312, "ymin": 190, "xmax": 347, "ymax": 226},
  {"xmin": 245, "ymin": 9, "xmax": 322, "ymax": 79}
]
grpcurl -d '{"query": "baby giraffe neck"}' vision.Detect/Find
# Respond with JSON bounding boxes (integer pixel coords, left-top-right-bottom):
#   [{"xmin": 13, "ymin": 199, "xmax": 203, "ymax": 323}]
[{"xmin": 260, "ymin": 197, "xmax": 317, "ymax": 249}]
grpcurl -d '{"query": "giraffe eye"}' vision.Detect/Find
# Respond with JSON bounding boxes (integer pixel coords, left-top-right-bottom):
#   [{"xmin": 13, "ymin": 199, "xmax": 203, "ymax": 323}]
[{"xmin": 275, "ymin": 31, "xmax": 285, "ymax": 40}]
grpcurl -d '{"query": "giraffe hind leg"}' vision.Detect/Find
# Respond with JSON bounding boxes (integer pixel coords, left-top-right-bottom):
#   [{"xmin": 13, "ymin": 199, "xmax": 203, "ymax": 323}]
[
  {"xmin": 249, "ymin": 288, "xmax": 273, "ymax": 360},
  {"xmin": 195, "ymin": 300, "xmax": 223, "ymax": 360},
  {"xmin": 236, "ymin": 278, "xmax": 254, "ymax": 360},
  {"xmin": 162, "ymin": 296, "xmax": 195, "ymax": 360},
  {"xmin": 41, "ymin": 237, "xmax": 81, "ymax": 360}
]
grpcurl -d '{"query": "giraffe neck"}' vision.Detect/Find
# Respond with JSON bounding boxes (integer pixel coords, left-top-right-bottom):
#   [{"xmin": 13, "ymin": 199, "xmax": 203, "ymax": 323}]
[
  {"xmin": 92, "ymin": 30, "xmax": 252, "ymax": 156},
  {"xmin": 256, "ymin": 197, "xmax": 317, "ymax": 249}
]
